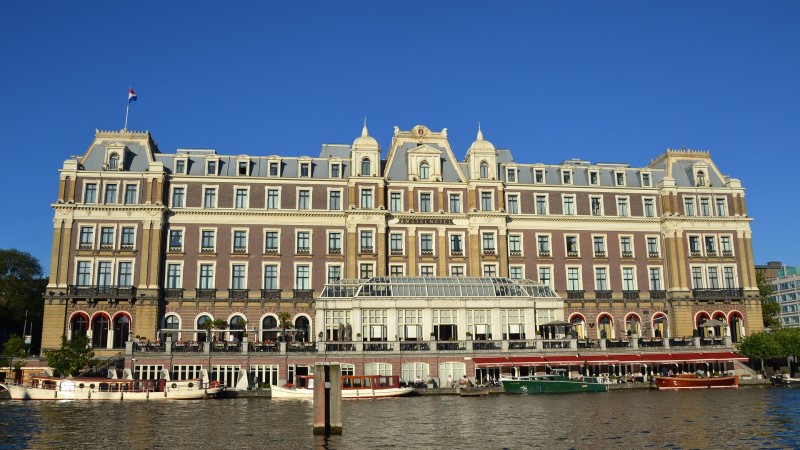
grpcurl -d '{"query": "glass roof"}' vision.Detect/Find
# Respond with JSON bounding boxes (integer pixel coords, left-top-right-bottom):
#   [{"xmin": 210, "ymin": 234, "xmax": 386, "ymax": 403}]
[{"xmin": 320, "ymin": 277, "xmax": 559, "ymax": 299}]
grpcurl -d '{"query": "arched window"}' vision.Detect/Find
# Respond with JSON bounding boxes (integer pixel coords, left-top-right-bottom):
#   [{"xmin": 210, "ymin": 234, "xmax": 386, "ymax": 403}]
[
  {"xmin": 697, "ymin": 171, "xmax": 706, "ymax": 186},
  {"xmin": 419, "ymin": 162, "xmax": 430, "ymax": 180},
  {"xmin": 625, "ymin": 314, "xmax": 641, "ymax": 336},
  {"xmin": 696, "ymin": 312, "xmax": 711, "ymax": 338},
  {"xmin": 165, "ymin": 314, "xmax": 180, "ymax": 340},
  {"xmin": 92, "ymin": 314, "xmax": 110, "ymax": 348},
  {"xmin": 261, "ymin": 316, "xmax": 278, "ymax": 341},
  {"xmin": 196, "ymin": 315, "xmax": 212, "ymax": 342},
  {"xmin": 112, "ymin": 314, "xmax": 130, "ymax": 349},
  {"xmin": 652, "ymin": 313, "xmax": 668, "ymax": 339},
  {"xmin": 229, "ymin": 315, "xmax": 246, "ymax": 341},
  {"xmin": 108, "ymin": 153, "xmax": 119, "ymax": 170},
  {"xmin": 570, "ymin": 315, "xmax": 586, "ymax": 339},
  {"xmin": 598, "ymin": 314, "xmax": 613, "ymax": 339},
  {"xmin": 729, "ymin": 312, "xmax": 744, "ymax": 343},
  {"xmin": 295, "ymin": 316, "xmax": 311, "ymax": 342},
  {"xmin": 70, "ymin": 313, "xmax": 89, "ymax": 340},
  {"xmin": 480, "ymin": 161, "xmax": 489, "ymax": 179},
  {"xmin": 361, "ymin": 158, "xmax": 371, "ymax": 176}
]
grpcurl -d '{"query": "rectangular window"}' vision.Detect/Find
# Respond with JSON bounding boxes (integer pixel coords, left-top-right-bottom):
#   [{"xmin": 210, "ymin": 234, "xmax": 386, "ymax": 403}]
[
  {"xmin": 589, "ymin": 171, "xmax": 598, "ymax": 185},
  {"xmin": 705, "ymin": 236, "xmax": 716, "ymax": 254},
  {"xmin": 595, "ymin": 267, "xmax": 608, "ymax": 290},
  {"xmin": 100, "ymin": 227, "xmax": 115, "ymax": 248},
  {"xmin": 482, "ymin": 265, "xmax": 497, "ymax": 277},
  {"xmin": 203, "ymin": 188, "xmax": 217, "ymax": 208},
  {"xmin": 328, "ymin": 232, "xmax": 342, "ymax": 253},
  {"xmin": 449, "ymin": 193, "xmax": 461, "ymax": 213},
  {"xmin": 206, "ymin": 160, "xmax": 217, "ymax": 175},
  {"xmin": 201, "ymin": 230, "xmax": 216, "ymax": 251},
  {"xmin": 567, "ymin": 267, "xmax": 580, "ymax": 291},
  {"xmin": 644, "ymin": 198, "xmax": 655, "ymax": 217},
  {"xmin": 295, "ymin": 265, "xmax": 310, "ymax": 289},
  {"xmin": 537, "ymin": 235, "xmax": 550, "ymax": 255},
  {"xmin": 689, "ymin": 236, "xmax": 700, "ymax": 253},
  {"xmin": 615, "ymin": 172, "xmax": 625, "ymax": 186},
  {"xmin": 331, "ymin": 164, "xmax": 340, "ymax": 178},
  {"xmin": 566, "ymin": 236, "xmax": 578, "ymax": 255},
  {"xmin": 361, "ymin": 189, "xmax": 373, "ymax": 209},
  {"xmin": 390, "ymin": 192, "xmax": 402, "ymax": 212},
  {"xmin": 329, "ymin": 191, "xmax": 341, "ymax": 210},
  {"xmin": 507, "ymin": 168, "xmax": 516, "ymax": 182},
  {"xmin": 593, "ymin": 236, "xmax": 606, "ymax": 256},
  {"xmin": 199, "ymin": 264, "xmax": 214, "ymax": 289},
  {"xmin": 535, "ymin": 195, "xmax": 547, "ymax": 215},
  {"xmin": 715, "ymin": 198, "xmax": 727, "ymax": 216},
  {"xmin": 708, "ymin": 267, "xmax": 719, "ymax": 289},
  {"xmin": 622, "ymin": 267, "xmax": 635, "ymax": 290},
  {"xmin": 642, "ymin": 173, "xmax": 651, "ymax": 187},
  {"xmin": 327, "ymin": 265, "xmax": 341, "ymax": 283},
  {"xmin": 591, "ymin": 197, "xmax": 602, "ymax": 216},
  {"xmin": 620, "ymin": 237, "xmax": 632, "ymax": 257},
  {"xmin": 684, "ymin": 197, "xmax": 695, "ymax": 216},
  {"xmin": 265, "ymin": 232, "xmax": 279, "ymax": 252},
  {"xmin": 175, "ymin": 160, "xmax": 186, "ymax": 174},
  {"xmin": 450, "ymin": 235, "xmax": 463, "ymax": 254},
  {"xmin": 238, "ymin": 161, "xmax": 248, "ymax": 175},
  {"xmin": 508, "ymin": 235, "xmax": 521, "ymax": 253},
  {"xmin": 231, "ymin": 264, "xmax": 246, "ymax": 289},
  {"xmin": 420, "ymin": 234, "xmax": 434, "ymax": 253},
  {"xmin": 359, "ymin": 263, "xmax": 373, "ymax": 280},
  {"xmin": 692, "ymin": 267, "xmax": 704, "ymax": 289},
  {"xmin": 481, "ymin": 192, "xmax": 492, "ymax": 211},
  {"xmin": 269, "ymin": 162, "xmax": 279, "ymax": 176},
  {"xmin": 298, "ymin": 190, "xmax": 310, "ymax": 210},
  {"xmin": 724, "ymin": 267, "xmax": 735, "ymax": 288},
  {"xmin": 649, "ymin": 268, "xmax": 661, "ymax": 290},
  {"xmin": 169, "ymin": 229, "xmax": 183, "ymax": 250},
  {"xmin": 79, "ymin": 226, "xmax": 94, "ymax": 248},
  {"xmin": 390, "ymin": 233, "xmax": 403, "ymax": 253},
  {"xmin": 538, "ymin": 266, "xmax": 552, "ymax": 286},
  {"xmin": 616, "ymin": 197, "xmax": 628, "ymax": 216},
  {"xmin": 360, "ymin": 230, "xmax": 374, "ymax": 253},
  {"xmin": 563, "ymin": 196, "xmax": 575, "ymax": 215},
  {"xmin": 699, "ymin": 198, "xmax": 711, "ymax": 217},
  {"xmin": 172, "ymin": 187, "xmax": 185, "ymax": 208},
  {"xmin": 263, "ymin": 265, "xmax": 278, "ymax": 289},
  {"xmin": 115, "ymin": 262, "xmax": 132, "ymax": 286},
  {"xmin": 296, "ymin": 232, "xmax": 310, "ymax": 253},
  {"xmin": 419, "ymin": 193, "xmax": 432, "ymax": 212},
  {"xmin": 720, "ymin": 236, "xmax": 732, "ymax": 254},
  {"xmin": 647, "ymin": 237, "xmax": 659, "ymax": 257},
  {"xmin": 233, "ymin": 231, "xmax": 247, "ymax": 252},
  {"xmin": 167, "ymin": 264, "xmax": 181, "ymax": 289},
  {"xmin": 482, "ymin": 233, "xmax": 495, "ymax": 253},
  {"xmin": 421, "ymin": 265, "xmax": 436, "ymax": 276},
  {"xmin": 451, "ymin": 265, "xmax": 465, "ymax": 276},
  {"xmin": 84, "ymin": 183, "xmax": 97, "ymax": 203},
  {"xmin": 562, "ymin": 170, "xmax": 572, "ymax": 184},
  {"xmin": 535, "ymin": 169, "xmax": 544, "ymax": 183},
  {"xmin": 120, "ymin": 227, "xmax": 135, "ymax": 248},
  {"xmin": 507, "ymin": 194, "xmax": 519, "ymax": 214},
  {"xmin": 390, "ymin": 265, "xmax": 405, "ymax": 276},
  {"xmin": 300, "ymin": 163, "xmax": 310, "ymax": 177},
  {"xmin": 509, "ymin": 266, "xmax": 523, "ymax": 280},
  {"xmin": 104, "ymin": 184, "xmax": 118, "ymax": 204},
  {"xmin": 77, "ymin": 261, "xmax": 92, "ymax": 285},
  {"xmin": 235, "ymin": 189, "xmax": 248, "ymax": 209},
  {"xmin": 267, "ymin": 189, "xmax": 279, "ymax": 209},
  {"xmin": 124, "ymin": 185, "xmax": 138, "ymax": 205}
]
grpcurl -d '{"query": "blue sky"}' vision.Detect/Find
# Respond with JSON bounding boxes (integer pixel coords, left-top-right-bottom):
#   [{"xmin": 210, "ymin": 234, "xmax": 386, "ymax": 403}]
[{"xmin": 1, "ymin": 1, "xmax": 798, "ymax": 271}]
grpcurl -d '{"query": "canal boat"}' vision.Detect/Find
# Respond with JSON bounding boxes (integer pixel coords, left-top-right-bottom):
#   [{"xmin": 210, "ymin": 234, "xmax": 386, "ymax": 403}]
[
  {"xmin": 270, "ymin": 374, "xmax": 414, "ymax": 399},
  {"xmin": 0, "ymin": 375, "xmax": 224, "ymax": 400},
  {"xmin": 501, "ymin": 369, "xmax": 609, "ymax": 394},
  {"xmin": 457, "ymin": 385, "xmax": 491, "ymax": 397},
  {"xmin": 653, "ymin": 373, "xmax": 739, "ymax": 390},
  {"xmin": 770, "ymin": 374, "xmax": 800, "ymax": 386}
]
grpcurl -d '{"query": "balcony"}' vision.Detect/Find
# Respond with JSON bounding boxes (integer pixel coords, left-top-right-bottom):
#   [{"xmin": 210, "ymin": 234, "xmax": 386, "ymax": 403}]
[
  {"xmin": 421, "ymin": 249, "xmax": 434, "ymax": 256},
  {"xmin": 595, "ymin": 290, "xmax": 612, "ymax": 300},
  {"xmin": 120, "ymin": 244, "xmax": 134, "ymax": 250},
  {"xmin": 99, "ymin": 243, "xmax": 114, "ymax": 250},
  {"xmin": 706, "ymin": 250, "xmax": 717, "ymax": 257},
  {"xmin": 228, "ymin": 289, "xmax": 249, "ymax": 299},
  {"xmin": 195, "ymin": 288, "xmax": 217, "ymax": 299},
  {"xmin": 690, "ymin": 250, "xmax": 702, "ymax": 257},
  {"xmin": 79, "ymin": 243, "xmax": 93, "ymax": 250},
  {"xmin": 390, "ymin": 249, "xmax": 403, "ymax": 256},
  {"xmin": 293, "ymin": 289, "xmax": 314, "ymax": 301},
  {"xmin": 649, "ymin": 290, "xmax": 667, "ymax": 299},
  {"xmin": 163, "ymin": 288, "xmax": 184, "ymax": 299},
  {"xmin": 261, "ymin": 289, "xmax": 281, "ymax": 300},
  {"xmin": 566, "ymin": 290, "xmax": 585, "ymax": 300},
  {"xmin": 722, "ymin": 250, "xmax": 733, "ymax": 257},
  {"xmin": 67, "ymin": 285, "xmax": 136, "ymax": 298},
  {"xmin": 622, "ymin": 290, "xmax": 640, "ymax": 300},
  {"xmin": 692, "ymin": 288, "xmax": 744, "ymax": 300}
]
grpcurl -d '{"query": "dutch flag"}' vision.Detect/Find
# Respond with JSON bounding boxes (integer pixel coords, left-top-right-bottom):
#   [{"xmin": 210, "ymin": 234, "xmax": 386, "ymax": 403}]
[{"xmin": 128, "ymin": 88, "xmax": 137, "ymax": 103}]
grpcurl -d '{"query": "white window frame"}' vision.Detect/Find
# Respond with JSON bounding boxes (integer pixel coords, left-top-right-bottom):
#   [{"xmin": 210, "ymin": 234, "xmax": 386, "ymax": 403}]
[
  {"xmin": 202, "ymin": 185, "xmax": 219, "ymax": 209},
  {"xmin": 265, "ymin": 186, "xmax": 282, "ymax": 210},
  {"xmin": 263, "ymin": 229, "xmax": 281, "ymax": 253},
  {"xmin": 234, "ymin": 185, "xmax": 250, "ymax": 209},
  {"xmin": 562, "ymin": 194, "xmax": 576, "ymax": 215},
  {"xmin": 296, "ymin": 187, "xmax": 312, "ymax": 210},
  {"xmin": 327, "ymin": 188, "xmax": 343, "ymax": 211}
]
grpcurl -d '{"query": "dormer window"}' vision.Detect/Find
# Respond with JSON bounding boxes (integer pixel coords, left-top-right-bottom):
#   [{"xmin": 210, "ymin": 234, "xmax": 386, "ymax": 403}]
[
  {"xmin": 330, "ymin": 163, "xmax": 341, "ymax": 178},
  {"xmin": 361, "ymin": 158, "xmax": 371, "ymax": 176},
  {"xmin": 419, "ymin": 162, "xmax": 430, "ymax": 180},
  {"xmin": 641, "ymin": 172, "xmax": 651, "ymax": 187},
  {"xmin": 615, "ymin": 172, "xmax": 625, "ymax": 186},
  {"xmin": 206, "ymin": 160, "xmax": 217, "ymax": 176},
  {"xmin": 269, "ymin": 162, "xmax": 279, "ymax": 176},
  {"xmin": 480, "ymin": 162, "xmax": 489, "ymax": 179},
  {"xmin": 589, "ymin": 171, "xmax": 599, "ymax": 185},
  {"xmin": 175, "ymin": 159, "xmax": 186, "ymax": 174},
  {"xmin": 507, "ymin": 168, "xmax": 517, "ymax": 183},
  {"xmin": 562, "ymin": 170, "xmax": 572, "ymax": 185},
  {"xmin": 697, "ymin": 171, "xmax": 706, "ymax": 186},
  {"xmin": 238, "ymin": 161, "xmax": 248, "ymax": 176},
  {"xmin": 535, "ymin": 169, "xmax": 544, "ymax": 184},
  {"xmin": 108, "ymin": 153, "xmax": 119, "ymax": 170},
  {"xmin": 300, "ymin": 163, "xmax": 310, "ymax": 177}
]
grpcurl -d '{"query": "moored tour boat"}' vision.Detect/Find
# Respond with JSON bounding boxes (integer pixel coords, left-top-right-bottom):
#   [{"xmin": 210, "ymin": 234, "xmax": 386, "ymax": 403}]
[
  {"xmin": 501, "ymin": 369, "xmax": 609, "ymax": 394},
  {"xmin": 270, "ymin": 374, "xmax": 414, "ymax": 399},
  {"xmin": 0, "ymin": 375, "xmax": 224, "ymax": 400},
  {"xmin": 653, "ymin": 373, "xmax": 739, "ymax": 390},
  {"xmin": 770, "ymin": 374, "xmax": 800, "ymax": 386}
]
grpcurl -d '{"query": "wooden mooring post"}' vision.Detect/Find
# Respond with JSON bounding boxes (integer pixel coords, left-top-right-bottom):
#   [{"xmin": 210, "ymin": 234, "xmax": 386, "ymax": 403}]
[{"xmin": 312, "ymin": 362, "xmax": 342, "ymax": 435}]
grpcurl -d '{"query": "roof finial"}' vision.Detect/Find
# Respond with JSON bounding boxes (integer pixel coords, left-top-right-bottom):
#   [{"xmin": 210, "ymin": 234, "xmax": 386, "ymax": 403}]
[
  {"xmin": 477, "ymin": 121, "xmax": 484, "ymax": 141},
  {"xmin": 362, "ymin": 117, "xmax": 368, "ymax": 137}
]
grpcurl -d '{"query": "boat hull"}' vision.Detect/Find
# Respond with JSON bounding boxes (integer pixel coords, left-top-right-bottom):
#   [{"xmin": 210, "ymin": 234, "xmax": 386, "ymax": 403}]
[
  {"xmin": 0, "ymin": 380, "xmax": 222, "ymax": 401},
  {"xmin": 502, "ymin": 378, "xmax": 608, "ymax": 394},
  {"xmin": 770, "ymin": 376, "xmax": 800, "ymax": 386},
  {"xmin": 270, "ymin": 385, "xmax": 414, "ymax": 400},
  {"xmin": 654, "ymin": 375, "xmax": 739, "ymax": 390}
]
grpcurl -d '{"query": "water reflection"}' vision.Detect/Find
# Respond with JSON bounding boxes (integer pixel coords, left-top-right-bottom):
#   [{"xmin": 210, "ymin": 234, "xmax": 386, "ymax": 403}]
[{"xmin": 1, "ymin": 387, "xmax": 799, "ymax": 449}]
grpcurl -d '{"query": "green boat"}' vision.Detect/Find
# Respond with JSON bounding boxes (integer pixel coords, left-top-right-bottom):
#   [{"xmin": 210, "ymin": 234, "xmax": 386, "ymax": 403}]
[{"xmin": 501, "ymin": 369, "xmax": 609, "ymax": 394}]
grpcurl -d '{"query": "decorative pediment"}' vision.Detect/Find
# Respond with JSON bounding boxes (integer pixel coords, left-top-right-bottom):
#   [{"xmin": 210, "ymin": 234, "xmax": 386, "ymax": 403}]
[{"xmin": 407, "ymin": 145, "xmax": 443, "ymax": 181}]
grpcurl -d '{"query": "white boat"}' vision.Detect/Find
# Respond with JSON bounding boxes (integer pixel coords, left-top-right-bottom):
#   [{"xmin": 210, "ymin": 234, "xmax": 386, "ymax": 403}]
[
  {"xmin": 0, "ymin": 369, "xmax": 224, "ymax": 400},
  {"xmin": 270, "ymin": 374, "xmax": 414, "ymax": 400}
]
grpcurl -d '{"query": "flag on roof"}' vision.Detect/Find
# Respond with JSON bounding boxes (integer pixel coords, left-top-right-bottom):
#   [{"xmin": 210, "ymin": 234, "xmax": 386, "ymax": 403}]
[{"xmin": 128, "ymin": 88, "xmax": 137, "ymax": 103}]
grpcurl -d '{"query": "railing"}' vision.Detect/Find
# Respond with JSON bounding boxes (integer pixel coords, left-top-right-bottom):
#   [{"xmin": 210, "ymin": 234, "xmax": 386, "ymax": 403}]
[
  {"xmin": 566, "ymin": 290, "xmax": 585, "ymax": 300},
  {"xmin": 296, "ymin": 248, "xmax": 310, "ymax": 255},
  {"xmin": 450, "ymin": 250, "xmax": 463, "ymax": 256},
  {"xmin": 508, "ymin": 340, "xmax": 538, "ymax": 350},
  {"xmin": 79, "ymin": 242, "xmax": 93, "ymax": 249},
  {"xmin": 261, "ymin": 289, "xmax": 281, "ymax": 300},
  {"xmin": 436, "ymin": 341, "xmax": 467, "ymax": 351},
  {"xmin": 364, "ymin": 342, "xmax": 394, "ymax": 351},
  {"xmin": 690, "ymin": 250, "xmax": 702, "ymax": 257},
  {"xmin": 648, "ymin": 252, "xmax": 660, "ymax": 258},
  {"xmin": 595, "ymin": 290, "xmax": 613, "ymax": 300},
  {"xmin": 472, "ymin": 341, "xmax": 501, "ymax": 350},
  {"xmin": 538, "ymin": 250, "xmax": 551, "ymax": 257},
  {"xmin": 649, "ymin": 290, "xmax": 667, "ymax": 299},
  {"xmin": 706, "ymin": 250, "xmax": 717, "ymax": 256},
  {"xmin": 623, "ymin": 290, "xmax": 640, "ymax": 300},
  {"xmin": 228, "ymin": 289, "xmax": 249, "ymax": 299},
  {"xmin": 567, "ymin": 251, "xmax": 579, "ymax": 257},
  {"xmin": 421, "ymin": 249, "xmax": 434, "ymax": 256},
  {"xmin": 200, "ymin": 247, "xmax": 215, "ymax": 253},
  {"xmin": 360, "ymin": 247, "xmax": 374, "ymax": 254},
  {"xmin": 264, "ymin": 248, "xmax": 279, "ymax": 254},
  {"xmin": 509, "ymin": 250, "xmax": 522, "ymax": 257},
  {"xmin": 621, "ymin": 251, "xmax": 633, "ymax": 258},
  {"xmin": 232, "ymin": 247, "xmax": 248, "ymax": 254},
  {"xmin": 399, "ymin": 342, "xmax": 430, "ymax": 351},
  {"xmin": 594, "ymin": 251, "xmax": 606, "ymax": 258},
  {"xmin": 483, "ymin": 249, "xmax": 496, "ymax": 256},
  {"xmin": 722, "ymin": 250, "xmax": 733, "ymax": 257},
  {"xmin": 168, "ymin": 246, "xmax": 183, "ymax": 252},
  {"xmin": 163, "ymin": 288, "xmax": 184, "ymax": 299},
  {"xmin": 692, "ymin": 288, "xmax": 744, "ymax": 299},
  {"xmin": 293, "ymin": 289, "xmax": 314, "ymax": 301},
  {"xmin": 195, "ymin": 289, "xmax": 217, "ymax": 299},
  {"xmin": 120, "ymin": 244, "xmax": 134, "ymax": 250},
  {"xmin": 67, "ymin": 285, "xmax": 136, "ymax": 298},
  {"xmin": 329, "ymin": 248, "xmax": 342, "ymax": 255},
  {"xmin": 638, "ymin": 337, "xmax": 665, "ymax": 348}
]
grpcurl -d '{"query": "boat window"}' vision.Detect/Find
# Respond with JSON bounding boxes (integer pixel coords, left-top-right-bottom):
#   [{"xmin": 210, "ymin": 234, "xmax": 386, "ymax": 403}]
[
  {"xmin": 353, "ymin": 378, "xmax": 362, "ymax": 388},
  {"xmin": 100, "ymin": 383, "xmax": 109, "ymax": 392},
  {"xmin": 188, "ymin": 382, "xmax": 194, "ymax": 388},
  {"xmin": 363, "ymin": 378, "xmax": 371, "ymax": 388},
  {"xmin": 343, "ymin": 378, "xmax": 352, "ymax": 388},
  {"xmin": 89, "ymin": 383, "xmax": 95, "ymax": 389},
  {"xmin": 121, "ymin": 384, "xmax": 129, "ymax": 392}
]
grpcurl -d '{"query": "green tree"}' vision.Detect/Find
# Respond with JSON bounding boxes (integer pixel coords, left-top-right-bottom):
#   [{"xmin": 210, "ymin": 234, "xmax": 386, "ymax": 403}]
[
  {"xmin": 757, "ymin": 272, "xmax": 781, "ymax": 329},
  {"xmin": 738, "ymin": 331, "xmax": 782, "ymax": 372},
  {"xmin": 772, "ymin": 327, "xmax": 800, "ymax": 375},
  {"xmin": 0, "ymin": 334, "xmax": 29, "ymax": 378},
  {"xmin": 0, "ymin": 249, "xmax": 47, "ymax": 350},
  {"xmin": 277, "ymin": 311, "xmax": 292, "ymax": 341},
  {"xmin": 44, "ymin": 335, "xmax": 97, "ymax": 377}
]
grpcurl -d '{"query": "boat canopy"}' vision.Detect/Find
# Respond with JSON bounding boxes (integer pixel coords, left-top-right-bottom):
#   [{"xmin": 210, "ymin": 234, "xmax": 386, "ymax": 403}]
[
  {"xmin": 320, "ymin": 277, "xmax": 559, "ymax": 300},
  {"xmin": 473, "ymin": 352, "xmax": 748, "ymax": 368}
]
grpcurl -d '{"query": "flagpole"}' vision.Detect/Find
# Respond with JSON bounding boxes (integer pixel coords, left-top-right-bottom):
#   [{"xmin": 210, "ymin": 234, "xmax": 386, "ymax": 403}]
[{"xmin": 124, "ymin": 101, "xmax": 130, "ymax": 131}]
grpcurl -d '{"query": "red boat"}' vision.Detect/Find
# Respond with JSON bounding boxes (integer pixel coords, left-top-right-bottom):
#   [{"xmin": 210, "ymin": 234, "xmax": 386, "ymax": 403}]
[{"xmin": 654, "ymin": 373, "xmax": 739, "ymax": 390}]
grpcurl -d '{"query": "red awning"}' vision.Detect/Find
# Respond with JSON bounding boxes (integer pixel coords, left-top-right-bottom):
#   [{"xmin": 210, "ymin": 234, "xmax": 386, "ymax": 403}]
[
  {"xmin": 473, "ymin": 357, "xmax": 512, "ymax": 368},
  {"xmin": 509, "ymin": 356, "xmax": 548, "ymax": 366},
  {"xmin": 543, "ymin": 355, "xmax": 584, "ymax": 366}
]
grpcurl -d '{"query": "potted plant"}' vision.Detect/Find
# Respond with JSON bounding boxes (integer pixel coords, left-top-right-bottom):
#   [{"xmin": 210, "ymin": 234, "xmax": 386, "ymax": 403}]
[
  {"xmin": 465, "ymin": 331, "xmax": 473, "ymax": 340},
  {"xmin": 427, "ymin": 378, "xmax": 435, "ymax": 388}
]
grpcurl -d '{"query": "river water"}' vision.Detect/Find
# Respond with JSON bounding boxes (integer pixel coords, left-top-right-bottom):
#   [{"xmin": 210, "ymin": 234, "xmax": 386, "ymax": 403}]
[{"xmin": 1, "ymin": 386, "xmax": 798, "ymax": 449}]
